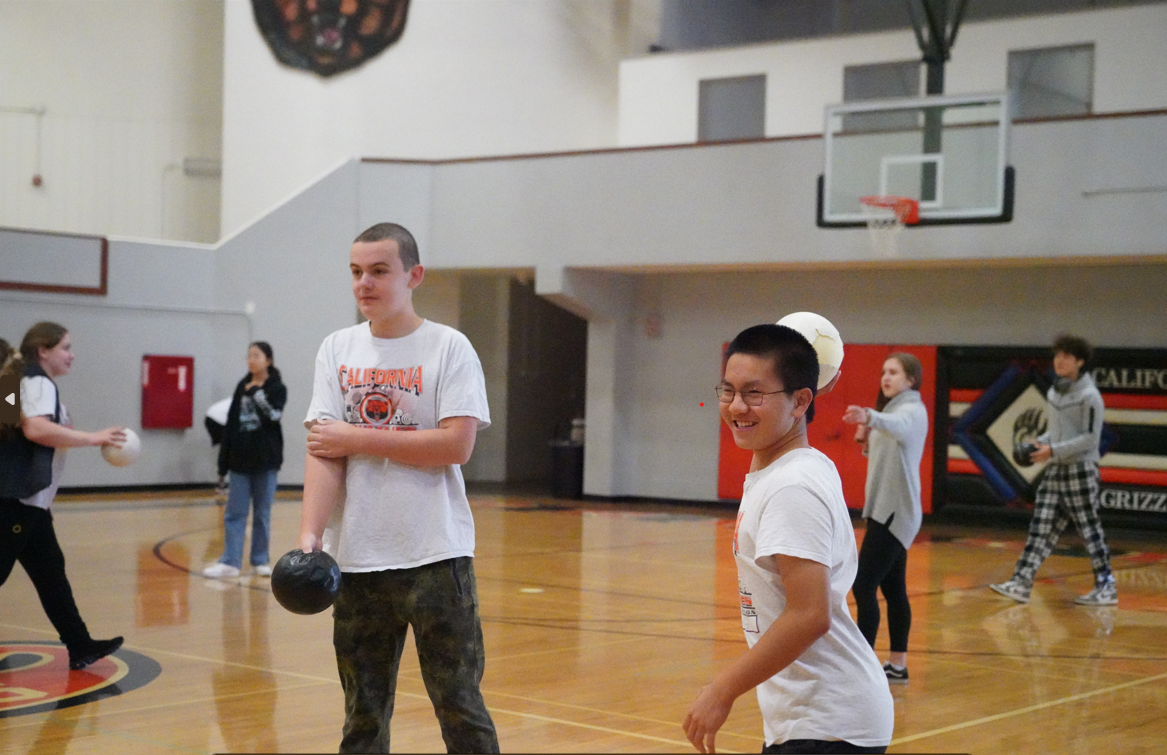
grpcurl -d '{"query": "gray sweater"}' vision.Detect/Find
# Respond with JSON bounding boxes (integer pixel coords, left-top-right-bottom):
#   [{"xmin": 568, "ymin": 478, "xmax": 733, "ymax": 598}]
[
  {"xmin": 1037, "ymin": 373, "xmax": 1104, "ymax": 465},
  {"xmin": 863, "ymin": 389, "xmax": 929, "ymax": 550}
]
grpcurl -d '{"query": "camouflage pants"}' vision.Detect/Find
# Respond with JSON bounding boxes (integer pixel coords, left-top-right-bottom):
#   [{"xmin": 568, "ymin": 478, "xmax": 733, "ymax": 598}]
[
  {"xmin": 1013, "ymin": 461, "xmax": 1113, "ymax": 586},
  {"xmin": 333, "ymin": 556, "xmax": 499, "ymax": 754}
]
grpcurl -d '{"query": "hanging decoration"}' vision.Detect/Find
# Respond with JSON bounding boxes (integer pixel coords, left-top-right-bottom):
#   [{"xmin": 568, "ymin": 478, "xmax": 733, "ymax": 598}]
[{"xmin": 252, "ymin": 0, "xmax": 411, "ymax": 77}]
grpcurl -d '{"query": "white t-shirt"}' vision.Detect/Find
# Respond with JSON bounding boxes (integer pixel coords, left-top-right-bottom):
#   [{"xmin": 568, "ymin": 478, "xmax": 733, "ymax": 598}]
[
  {"xmin": 304, "ymin": 320, "xmax": 490, "ymax": 572},
  {"xmin": 734, "ymin": 447, "xmax": 894, "ymax": 748},
  {"xmin": 19, "ymin": 375, "xmax": 70, "ymax": 510}
]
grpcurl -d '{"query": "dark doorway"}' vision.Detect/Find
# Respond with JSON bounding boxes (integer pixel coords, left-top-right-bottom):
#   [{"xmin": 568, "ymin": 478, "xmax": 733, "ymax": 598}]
[{"xmin": 505, "ymin": 278, "xmax": 588, "ymax": 488}]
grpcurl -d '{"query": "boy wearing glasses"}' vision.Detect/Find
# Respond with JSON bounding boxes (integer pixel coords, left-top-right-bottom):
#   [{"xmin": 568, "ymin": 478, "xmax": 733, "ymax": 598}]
[{"xmin": 683, "ymin": 324, "xmax": 892, "ymax": 754}]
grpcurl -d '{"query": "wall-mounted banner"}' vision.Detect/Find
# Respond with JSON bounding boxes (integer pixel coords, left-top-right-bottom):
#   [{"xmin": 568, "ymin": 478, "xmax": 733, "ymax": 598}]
[
  {"xmin": 252, "ymin": 0, "xmax": 411, "ymax": 77},
  {"xmin": 937, "ymin": 346, "xmax": 1167, "ymax": 521}
]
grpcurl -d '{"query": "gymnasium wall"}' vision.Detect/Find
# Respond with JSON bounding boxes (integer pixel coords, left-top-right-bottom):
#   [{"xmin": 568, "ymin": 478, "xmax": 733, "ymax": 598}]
[
  {"xmin": 0, "ymin": 0, "xmax": 223, "ymax": 242},
  {"xmin": 375, "ymin": 112, "xmax": 1167, "ymax": 270},
  {"xmin": 619, "ymin": 4, "xmax": 1167, "ymax": 146},
  {"xmin": 220, "ymin": 0, "xmax": 661, "ymax": 238}
]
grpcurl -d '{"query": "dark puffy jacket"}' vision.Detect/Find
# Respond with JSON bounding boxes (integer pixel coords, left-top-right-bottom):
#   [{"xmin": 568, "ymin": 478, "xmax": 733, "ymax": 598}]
[{"xmin": 218, "ymin": 372, "xmax": 286, "ymax": 475}]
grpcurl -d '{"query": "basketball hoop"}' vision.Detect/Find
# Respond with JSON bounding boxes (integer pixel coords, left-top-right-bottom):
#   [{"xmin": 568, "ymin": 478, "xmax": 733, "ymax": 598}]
[{"xmin": 860, "ymin": 196, "xmax": 919, "ymax": 258}]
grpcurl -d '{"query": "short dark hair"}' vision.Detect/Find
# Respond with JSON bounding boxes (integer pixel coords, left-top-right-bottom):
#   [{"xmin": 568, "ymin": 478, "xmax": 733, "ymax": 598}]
[
  {"xmin": 724, "ymin": 324, "xmax": 819, "ymax": 423},
  {"xmin": 354, "ymin": 222, "xmax": 420, "ymax": 270},
  {"xmin": 1052, "ymin": 333, "xmax": 1092, "ymax": 364}
]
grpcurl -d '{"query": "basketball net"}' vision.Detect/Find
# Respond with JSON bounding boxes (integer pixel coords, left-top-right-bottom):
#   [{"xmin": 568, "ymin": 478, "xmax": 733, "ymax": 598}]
[{"xmin": 860, "ymin": 196, "xmax": 919, "ymax": 258}]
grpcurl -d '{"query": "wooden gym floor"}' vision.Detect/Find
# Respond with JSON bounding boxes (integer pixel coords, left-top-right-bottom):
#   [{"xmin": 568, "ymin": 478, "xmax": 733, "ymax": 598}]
[{"xmin": 2, "ymin": 489, "xmax": 1166, "ymax": 754}]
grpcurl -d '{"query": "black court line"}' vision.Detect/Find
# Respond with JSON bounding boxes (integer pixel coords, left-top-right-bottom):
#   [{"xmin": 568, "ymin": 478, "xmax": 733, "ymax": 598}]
[{"xmin": 152, "ymin": 527, "xmax": 276, "ymax": 596}]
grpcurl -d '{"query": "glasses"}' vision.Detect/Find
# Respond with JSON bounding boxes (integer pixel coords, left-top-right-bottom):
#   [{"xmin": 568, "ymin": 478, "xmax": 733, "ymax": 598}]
[{"xmin": 715, "ymin": 385, "xmax": 789, "ymax": 407}]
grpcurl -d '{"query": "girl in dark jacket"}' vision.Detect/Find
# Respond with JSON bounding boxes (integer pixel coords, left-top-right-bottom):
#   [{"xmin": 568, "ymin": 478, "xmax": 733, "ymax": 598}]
[{"xmin": 202, "ymin": 342, "xmax": 286, "ymax": 578}]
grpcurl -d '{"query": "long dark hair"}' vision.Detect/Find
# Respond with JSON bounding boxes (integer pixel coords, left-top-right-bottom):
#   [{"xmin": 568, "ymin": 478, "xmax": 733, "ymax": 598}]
[
  {"xmin": 249, "ymin": 341, "xmax": 281, "ymax": 381},
  {"xmin": 1, "ymin": 322, "xmax": 68, "ymax": 434}
]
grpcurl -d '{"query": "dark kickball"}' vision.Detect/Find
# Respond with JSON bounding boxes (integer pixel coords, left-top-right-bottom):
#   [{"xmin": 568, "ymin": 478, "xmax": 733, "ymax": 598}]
[
  {"xmin": 271, "ymin": 549, "xmax": 342, "ymax": 615},
  {"xmin": 1013, "ymin": 441, "xmax": 1038, "ymax": 468}
]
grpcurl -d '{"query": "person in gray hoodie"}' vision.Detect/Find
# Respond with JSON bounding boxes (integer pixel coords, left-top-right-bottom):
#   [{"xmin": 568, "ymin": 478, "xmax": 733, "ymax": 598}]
[
  {"xmin": 843, "ymin": 352, "xmax": 929, "ymax": 685},
  {"xmin": 990, "ymin": 334, "xmax": 1116, "ymax": 606}
]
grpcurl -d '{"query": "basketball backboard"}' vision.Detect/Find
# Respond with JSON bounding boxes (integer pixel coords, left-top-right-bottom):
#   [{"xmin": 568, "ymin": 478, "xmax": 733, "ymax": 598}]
[{"xmin": 817, "ymin": 92, "xmax": 1014, "ymax": 227}]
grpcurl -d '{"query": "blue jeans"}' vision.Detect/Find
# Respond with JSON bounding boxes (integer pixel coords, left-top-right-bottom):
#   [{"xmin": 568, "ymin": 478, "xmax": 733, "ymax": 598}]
[{"xmin": 220, "ymin": 470, "xmax": 278, "ymax": 569}]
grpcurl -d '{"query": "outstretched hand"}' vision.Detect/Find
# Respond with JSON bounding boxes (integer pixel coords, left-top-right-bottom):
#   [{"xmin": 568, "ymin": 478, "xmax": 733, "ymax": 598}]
[{"xmin": 842, "ymin": 405, "xmax": 870, "ymax": 425}]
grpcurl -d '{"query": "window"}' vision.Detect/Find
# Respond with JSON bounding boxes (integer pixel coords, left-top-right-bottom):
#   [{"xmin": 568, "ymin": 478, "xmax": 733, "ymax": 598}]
[
  {"xmin": 697, "ymin": 75, "xmax": 766, "ymax": 142},
  {"xmin": 842, "ymin": 60, "xmax": 921, "ymax": 132},
  {"xmin": 1008, "ymin": 44, "xmax": 1094, "ymax": 119}
]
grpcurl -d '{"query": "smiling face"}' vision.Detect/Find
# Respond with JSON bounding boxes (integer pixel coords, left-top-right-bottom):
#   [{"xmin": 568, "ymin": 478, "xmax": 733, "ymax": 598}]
[
  {"xmin": 38, "ymin": 333, "xmax": 74, "ymax": 378},
  {"xmin": 719, "ymin": 352, "xmax": 812, "ymax": 471},
  {"xmin": 880, "ymin": 357, "xmax": 914, "ymax": 399},
  {"xmin": 350, "ymin": 239, "xmax": 424, "ymax": 336}
]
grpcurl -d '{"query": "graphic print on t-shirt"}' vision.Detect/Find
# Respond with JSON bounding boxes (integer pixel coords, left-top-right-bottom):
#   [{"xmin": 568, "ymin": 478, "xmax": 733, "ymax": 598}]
[
  {"xmin": 337, "ymin": 363, "xmax": 423, "ymax": 430},
  {"xmin": 238, "ymin": 394, "xmax": 260, "ymax": 431},
  {"xmin": 739, "ymin": 578, "xmax": 760, "ymax": 633}
]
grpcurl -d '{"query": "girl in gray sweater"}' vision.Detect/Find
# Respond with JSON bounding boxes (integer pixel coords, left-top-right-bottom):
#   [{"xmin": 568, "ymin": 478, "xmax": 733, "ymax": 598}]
[{"xmin": 843, "ymin": 353, "xmax": 929, "ymax": 685}]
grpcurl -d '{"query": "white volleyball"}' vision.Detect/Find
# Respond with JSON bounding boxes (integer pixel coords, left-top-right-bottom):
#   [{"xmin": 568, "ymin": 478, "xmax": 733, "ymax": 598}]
[
  {"xmin": 776, "ymin": 312, "xmax": 844, "ymax": 390},
  {"xmin": 102, "ymin": 428, "xmax": 141, "ymax": 467}
]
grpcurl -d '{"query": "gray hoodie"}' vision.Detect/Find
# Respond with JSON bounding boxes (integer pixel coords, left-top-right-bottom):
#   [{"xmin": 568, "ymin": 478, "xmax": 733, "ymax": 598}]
[
  {"xmin": 1037, "ymin": 373, "xmax": 1104, "ymax": 465},
  {"xmin": 863, "ymin": 389, "xmax": 929, "ymax": 551}
]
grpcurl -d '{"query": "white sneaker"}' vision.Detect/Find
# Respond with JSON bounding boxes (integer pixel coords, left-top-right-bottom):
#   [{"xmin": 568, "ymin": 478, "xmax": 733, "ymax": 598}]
[
  {"xmin": 252, "ymin": 564, "xmax": 273, "ymax": 577},
  {"xmin": 202, "ymin": 562, "xmax": 240, "ymax": 578},
  {"xmin": 1075, "ymin": 581, "xmax": 1118, "ymax": 606},
  {"xmin": 989, "ymin": 579, "xmax": 1031, "ymax": 604}
]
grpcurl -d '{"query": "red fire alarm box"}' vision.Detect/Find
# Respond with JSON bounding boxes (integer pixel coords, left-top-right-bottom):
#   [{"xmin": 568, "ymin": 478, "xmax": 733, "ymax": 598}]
[{"xmin": 141, "ymin": 355, "xmax": 194, "ymax": 429}]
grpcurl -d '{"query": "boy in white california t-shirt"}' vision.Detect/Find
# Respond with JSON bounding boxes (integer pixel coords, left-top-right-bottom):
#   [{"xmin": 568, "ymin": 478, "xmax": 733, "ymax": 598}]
[
  {"xmin": 683, "ymin": 324, "xmax": 893, "ymax": 754},
  {"xmin": 300, "ymin": 223, "xmax": 498, "ymax": 753}
]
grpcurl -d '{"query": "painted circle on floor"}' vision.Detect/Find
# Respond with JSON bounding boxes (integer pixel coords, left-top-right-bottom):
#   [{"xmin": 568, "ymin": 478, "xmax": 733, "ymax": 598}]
[{"xmin": 0, "ymin": 642, "xmax": 161, "ymax": 718}]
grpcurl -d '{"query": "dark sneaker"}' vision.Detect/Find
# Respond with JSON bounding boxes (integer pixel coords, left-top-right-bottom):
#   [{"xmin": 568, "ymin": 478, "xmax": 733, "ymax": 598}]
[
  {"xmin": 69, "ymin": 636, "xmax": 124, "ymax": 670},
  {"xmin": 883, "ymin": 663, "xmax": 909, "ymax": 685}
]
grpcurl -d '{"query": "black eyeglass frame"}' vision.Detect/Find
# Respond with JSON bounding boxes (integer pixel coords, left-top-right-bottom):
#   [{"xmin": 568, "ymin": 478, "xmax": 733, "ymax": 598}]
[{"xmin": 714, "ymin": 385, "xmax": 791, "ymax": 407}]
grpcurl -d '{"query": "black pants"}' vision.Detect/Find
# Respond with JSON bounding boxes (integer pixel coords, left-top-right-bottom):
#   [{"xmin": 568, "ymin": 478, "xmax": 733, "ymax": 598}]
[
  {"xmin": 763, "ymin": 740, "xmax": 886, "ymax": 753},
  {"xmin": 0, "ymin": 498, "xmax": 91, "ymax": 649},
  {"xmin": 852, "ymin": 516, "xmax": 910, "ymax": 654}
]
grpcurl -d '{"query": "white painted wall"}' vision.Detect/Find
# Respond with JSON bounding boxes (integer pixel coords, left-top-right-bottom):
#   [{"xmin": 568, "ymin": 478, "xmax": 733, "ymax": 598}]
[
  {"xmin": 0, "ymin": 161, "xmax": 360, "ymax": 491},
  {"xmin": 619, "ymin": 4, "xmax": 1167, "ymax": 146},
  {"xmin": 397, "ymin": 113, "xmax": 1167, "ymax": 270},
  {"xmin": 0, "ymin": 0, "xmax": 223, "ymax": 242},
  {"xmin": 221, "ymin": 0, "xmax": 660, "ymax": 238}
]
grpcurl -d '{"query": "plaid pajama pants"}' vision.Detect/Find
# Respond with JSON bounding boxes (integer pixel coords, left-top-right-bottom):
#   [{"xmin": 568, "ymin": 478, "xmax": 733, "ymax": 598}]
[{"xmin": 1013, "ymin": 461, "xmax": 1113, "ymax": 586}]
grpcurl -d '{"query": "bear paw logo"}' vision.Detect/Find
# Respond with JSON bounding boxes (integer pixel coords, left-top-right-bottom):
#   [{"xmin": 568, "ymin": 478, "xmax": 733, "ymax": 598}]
[{"xmin": 1012, "ymin": 407, "xmax": 1047, "ymax": 446}]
